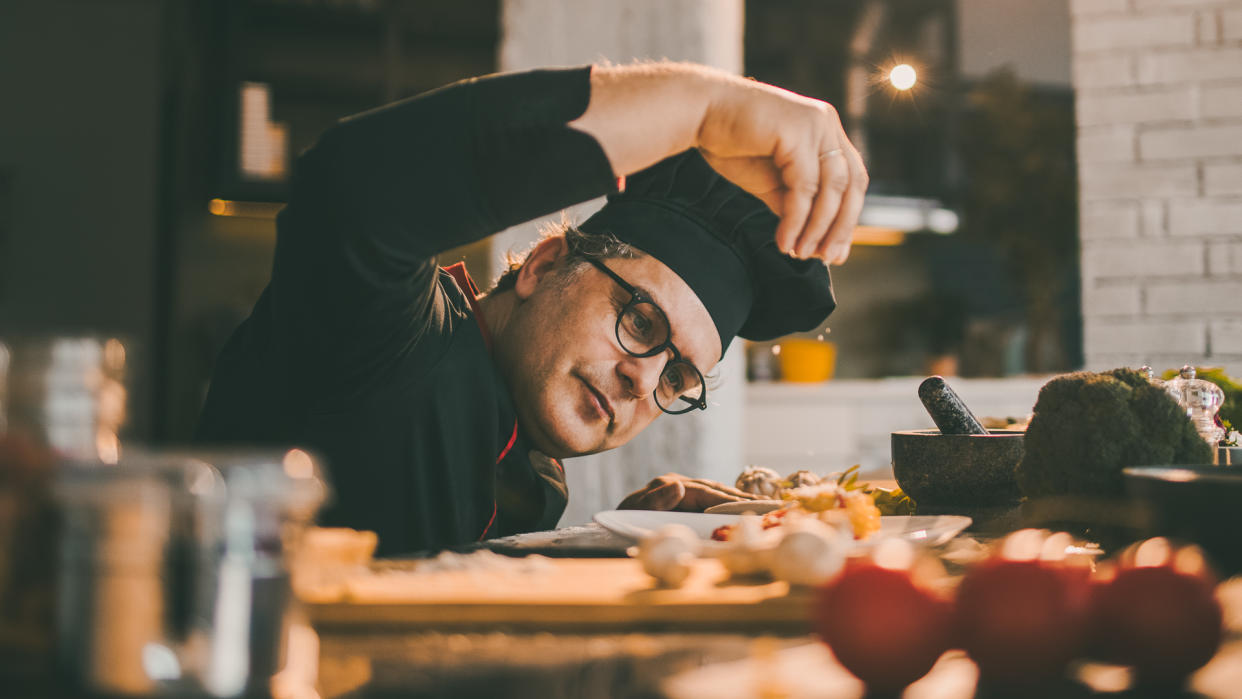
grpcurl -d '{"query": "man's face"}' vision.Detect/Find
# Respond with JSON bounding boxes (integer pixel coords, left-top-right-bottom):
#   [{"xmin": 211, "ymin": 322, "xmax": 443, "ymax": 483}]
[{"xmin": 497, "ymin": 252, "xmax": 721, "ymax": 459}]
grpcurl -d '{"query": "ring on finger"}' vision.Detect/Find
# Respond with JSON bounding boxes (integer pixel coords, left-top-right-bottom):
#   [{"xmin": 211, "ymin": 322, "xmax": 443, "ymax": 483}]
[{"xmin": 818, "ymin": 148, "xmax": 844, "ymax": 160}]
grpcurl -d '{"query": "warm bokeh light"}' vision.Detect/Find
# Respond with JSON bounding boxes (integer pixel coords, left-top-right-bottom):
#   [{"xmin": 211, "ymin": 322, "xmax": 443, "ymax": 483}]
[
  {"xmin": 283, "ymin": 448, "xmax": 315, "ymax": 479},
  {"xmin": 103, "ymin": 338, "xmax": 126, "ymax": 373},
  {"xmin": 96, "ymin": 431, "xmax": 120, "ymax": 465},
  {"xmin": 208, "ymin": 198, "xmax": 284, "ymax": 219},
  {"xmin": 1039, "ymin": 531, "xmax": 1074, "ymax": 562},
  {"xmin": 873, "ymin": 537, "xmax": 915, "ymax": 571},
  {"xmin": 1173, "ymin": 546, "xmax": 1208, "ymax": 577},
  {"xmin": 889, "ymin": 63, "xmax": 917, "ymax": 90},
  {"xmin": 1134, "ymin": 537, "xmax": 1172, "ymax": 568},
  {"xmin": 853, "ymin": 225, "xmax": 905, "ymax": 246},
  {"xmin": 208, "ymin": 198, "xmax": 232, "ymax": 216},
  {"xmin": 1000, "ymin": 528, "xmax": 1043, "ymax": 561},
  {"xmin": 188, "ymin": 461, "xmax": 220, "ymax": 496}
]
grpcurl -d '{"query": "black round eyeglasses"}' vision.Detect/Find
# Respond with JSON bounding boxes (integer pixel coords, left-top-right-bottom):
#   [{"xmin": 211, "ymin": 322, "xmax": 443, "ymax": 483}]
[{"xmin": 585, "ymin": 258, "xmax": 708, "ymax": 415}]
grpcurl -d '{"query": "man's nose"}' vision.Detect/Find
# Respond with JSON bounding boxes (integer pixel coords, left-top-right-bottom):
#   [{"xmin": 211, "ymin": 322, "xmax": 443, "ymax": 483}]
[{"xmin": 617, "ymin": 353, "xmax": 666, "ymax": 399}]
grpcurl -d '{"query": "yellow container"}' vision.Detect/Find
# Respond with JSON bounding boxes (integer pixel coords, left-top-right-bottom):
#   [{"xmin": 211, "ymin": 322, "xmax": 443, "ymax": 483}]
[{"xmin": 778, "ymin": 339, "xmax": 836, "ymax": 382}]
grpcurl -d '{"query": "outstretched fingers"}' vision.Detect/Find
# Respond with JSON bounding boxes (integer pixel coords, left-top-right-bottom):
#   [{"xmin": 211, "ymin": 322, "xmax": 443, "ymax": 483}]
[
  {"xmin": 675, "ymin": 480, "xmax": 757, "ymax": 512},
  {"xmin": 772, "ymin": 151, "xmax": 819, "ymax": 256},
  {"xmin": 685, "ymin": 478, "xmax": 759, "ymax": 500},
  {"xmin": 794, "ymin": 147, "xmax": 850, "ymax": 258},
  {"xmin": 617, "ymin": 476, "xmax": 687, "ymax": 511},
  {"xmin": 815, "ymin": 141, "xmax": 868, "ymax": 264}
]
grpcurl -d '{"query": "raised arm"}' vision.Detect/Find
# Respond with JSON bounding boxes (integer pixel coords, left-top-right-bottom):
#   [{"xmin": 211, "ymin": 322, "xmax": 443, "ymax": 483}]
[
  {"xmin": 570, "ymin": 63, "xmax": 868, "ymax": 264},
  {"xmin": 276, "ymin": 64, "xmax": 864, "ymax": 336}
]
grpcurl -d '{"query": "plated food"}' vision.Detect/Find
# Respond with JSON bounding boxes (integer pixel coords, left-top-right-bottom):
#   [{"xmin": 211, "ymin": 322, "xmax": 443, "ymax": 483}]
[
  {"xmin": 710, "ymin": 485, "xmax": 881, "ymax": 542},
  {"xmin": 603, "ymin": 511, "xmax": 973, "ymax": 590},
  {"xmin": 712, "ymin": 465, "xmax": 915, "ymax": 543},
  {"xmin": 736, "ymin": 465, "xmax": 915, "ymax": 514}
]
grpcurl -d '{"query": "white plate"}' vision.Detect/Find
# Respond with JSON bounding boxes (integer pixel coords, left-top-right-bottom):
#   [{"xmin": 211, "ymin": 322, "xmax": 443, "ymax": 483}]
[
  {"xmin": 703, "ymin": 500, "xmax": 786, "ymax": 515},
  {"xmin": 593, "ymin": 510, "xmax": 972, "ymax": 548}
]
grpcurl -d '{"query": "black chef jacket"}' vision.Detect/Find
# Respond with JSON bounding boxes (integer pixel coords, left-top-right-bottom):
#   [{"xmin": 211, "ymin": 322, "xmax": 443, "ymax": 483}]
[{"xmin": 195, "ymin": 66, "xmax": 619, "ymax": 555}]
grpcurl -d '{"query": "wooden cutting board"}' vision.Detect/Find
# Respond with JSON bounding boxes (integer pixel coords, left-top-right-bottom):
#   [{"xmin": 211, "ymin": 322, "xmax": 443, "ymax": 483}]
[{"xmin": 305, "ymin": 557, "xmax": 815, "ymax": 632}]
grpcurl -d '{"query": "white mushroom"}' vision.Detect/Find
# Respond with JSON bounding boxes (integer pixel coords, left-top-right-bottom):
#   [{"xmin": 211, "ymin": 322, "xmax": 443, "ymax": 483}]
[
  {"xmin": 720, "ymin": 514, "xmax": 775, "ymax": 577},
  {"xmin": 636, "ymin": 524, "xmax": 700, "ymax": 588},
  {"xmin": 769, "ymin": 518, "xmax": 846, "ymax": 587}
]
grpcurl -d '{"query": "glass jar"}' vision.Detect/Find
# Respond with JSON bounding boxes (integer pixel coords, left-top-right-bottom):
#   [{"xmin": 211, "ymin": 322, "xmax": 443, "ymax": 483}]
[
  {"xmin": 52, "ymin": 448, "xmax": 328, "ymax": 698},
  {"xmin": 1161, "ymin": 365, "xmax": 1226, "ymax": 446}
]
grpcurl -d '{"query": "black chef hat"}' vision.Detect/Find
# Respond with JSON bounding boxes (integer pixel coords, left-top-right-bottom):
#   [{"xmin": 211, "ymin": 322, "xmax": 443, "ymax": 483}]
[{"xmin": 578, "ymin": 149, "xmax": 836, "ymax": 357}]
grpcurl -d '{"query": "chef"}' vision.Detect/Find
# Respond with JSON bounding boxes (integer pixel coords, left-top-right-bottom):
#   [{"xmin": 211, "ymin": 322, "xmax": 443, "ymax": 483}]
[{"xmin": 196, "ymin": 62, "xmax": 867, "ymax": 554}]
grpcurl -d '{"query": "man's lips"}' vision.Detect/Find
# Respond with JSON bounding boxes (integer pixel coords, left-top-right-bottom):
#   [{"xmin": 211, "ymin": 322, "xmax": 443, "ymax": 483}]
[{"xmin": 580, "ymin": 377, "xmax": 615, "ymax": 426}]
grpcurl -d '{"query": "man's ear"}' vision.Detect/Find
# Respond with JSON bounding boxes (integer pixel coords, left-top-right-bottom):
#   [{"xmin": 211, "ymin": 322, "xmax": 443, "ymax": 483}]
[{"xmin": 513, "ymin": 236, "xmax": 569, "ymax": 300}]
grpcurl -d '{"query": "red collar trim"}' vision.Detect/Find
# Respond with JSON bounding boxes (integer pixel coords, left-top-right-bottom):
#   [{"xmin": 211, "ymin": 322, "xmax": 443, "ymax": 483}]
[
  {"xmin": 444, "ymin": 262, "xmax": 517, "ymax": 542},
  {"xmin": 443, "ymin": 262, "xmax": 494, "ymax": 350}
]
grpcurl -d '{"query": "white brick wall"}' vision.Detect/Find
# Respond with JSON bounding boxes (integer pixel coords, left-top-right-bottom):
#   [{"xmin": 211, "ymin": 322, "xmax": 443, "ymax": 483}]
[
  {"xmin": 1205, "ymin": 163, "xmax": 1242, "ymax": 194},
  {"xmin": 1074, "ymin": 14, "xmax": 1196, "ymax": 51},
  {"xmin": 1134, "ymin": 0, "xmax": 1238, "ymax": 9},
  {"xmin": 1073, "ymin": 0, "xmax": 1132, "ymax": 16},
  {"xmin": 1079, "ymin": 163, "xmax": 1198, "ymax": 199},
  {"xmin": 1078, "ymin": 127, "xmax": 1138, "ymax": 162},
  {"xmin": 1141, "ymin": 200, "xmax": 1167, "ymax": 235},
  {"xmin": 1073, "ymin": 0, "xmax": 1242, "ymax": 374},
  {"xmin": 1207, "ymin": 241, "xmax": 1242, "ymax": 273},
  {"xmin": 1082, "ymin": 240, "xmax": 1205, "ymax": 277},
  {"xmin": 1169, "ymin": 200, "xmax": 1242, "ymax": 235},
  {"xmin": 1073, "ymin": 55, "xmax": 1137, "ymax": 88},
  {"xmin": 1224, "ymin": 9, "xmax": 1242, "ymax": 38},
  {"xmin": 1213, "ymin": 319, "xmax": 1242, "ymax": 353},
  {"xmin": 1082, "ymin": 200, "xmax": 1141, "ymax": 237},
  {"xmin": 1083, "ymin": 282, "xmax": 1143, "ymax": 315},
  {"xmin": 1085, "ymin": 318, "xmax": 1209, "ymax": 354},
  {"xmin": 1076, "ymin": 88, "xmax": 1196, "ymax": 126},
  {"xmin": 1203, "ymin": 84, "xmax": 1242, "ymax": 118},
  {"xmin": 1147, "ymin": 281, "xmax": 1242, "ymax": 312},
  {"xmin": 1139, "ymin": 124, "xmax": 1242, "ymax": 159},
  {"xmin": 1137, "ymin": 47, "xmax": 1242, "ymax": 83}
]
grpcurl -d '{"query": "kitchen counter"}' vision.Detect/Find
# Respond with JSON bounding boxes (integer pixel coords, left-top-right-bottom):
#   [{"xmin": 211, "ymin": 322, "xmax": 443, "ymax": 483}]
[
  {"xmin": 301, "ymin": 526, "xmax": 1242, "ymax": 699},
  {"xmin": 312, "ymin": 629, "xmax": 1242, "ymax": 698}
]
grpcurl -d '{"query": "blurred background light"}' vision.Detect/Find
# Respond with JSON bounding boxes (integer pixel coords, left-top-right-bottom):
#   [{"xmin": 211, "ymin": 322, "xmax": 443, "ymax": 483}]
[{"xmin": 889, "ymin": 63, "xmax": 916, "ymax": 90}]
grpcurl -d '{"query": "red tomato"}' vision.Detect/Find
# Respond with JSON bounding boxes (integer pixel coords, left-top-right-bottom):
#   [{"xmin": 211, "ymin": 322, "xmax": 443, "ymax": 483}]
[
  {"xmin": 1089, "ymin": 539, "xmax": 1222, "ymax": 686},
  {"xmin": 812, "ymin": 547, "xmax": 953, "ymax": 693},
  {"xmin": 955, "ymin": 557, "xmax": 1091, "ymax": 685}
]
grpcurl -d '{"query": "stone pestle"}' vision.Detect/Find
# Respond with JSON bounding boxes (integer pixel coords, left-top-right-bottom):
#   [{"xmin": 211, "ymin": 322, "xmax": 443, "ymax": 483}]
[{"xmin": 917, "ymin": 376, "xmax": 989, "ymax": 435}]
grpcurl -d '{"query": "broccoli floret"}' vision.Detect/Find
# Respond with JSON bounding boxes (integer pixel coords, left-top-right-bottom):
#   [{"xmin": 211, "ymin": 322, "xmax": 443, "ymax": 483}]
[{"xmin": 1016, "ymin": 368, "xmax": 1213, "ymax": 498}]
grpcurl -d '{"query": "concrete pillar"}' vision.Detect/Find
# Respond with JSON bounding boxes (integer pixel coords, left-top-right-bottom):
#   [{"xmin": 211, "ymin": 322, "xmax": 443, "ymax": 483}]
[{"xmin": 498, "ymin": 0, "xmax": 747, "ymax": 525}]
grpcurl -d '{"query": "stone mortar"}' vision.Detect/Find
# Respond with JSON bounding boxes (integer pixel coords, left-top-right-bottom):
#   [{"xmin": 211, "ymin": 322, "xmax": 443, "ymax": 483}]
[{"xmin": 891, "ymin": 429, "xmax": 1025, "ymax": 509}]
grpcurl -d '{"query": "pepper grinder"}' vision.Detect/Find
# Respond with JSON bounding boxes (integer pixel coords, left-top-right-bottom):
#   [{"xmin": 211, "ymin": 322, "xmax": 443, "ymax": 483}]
[{"xmin": 1162, "ymin": 365, "xmax": 1225, "ymax": 446}]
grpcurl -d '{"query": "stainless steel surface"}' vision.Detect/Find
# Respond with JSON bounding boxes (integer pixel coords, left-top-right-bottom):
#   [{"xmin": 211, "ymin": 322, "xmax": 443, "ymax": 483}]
[
  {"xmin": 52, "ymin": 449, "xmax": 329, "ymax": 697},
  {"xmin": 0, "ymin": 335, "xmax": 130, "ymax": 688},
  {"xmin": 55, "ymin": 464, "xmax": 174, "ymax": 696}
]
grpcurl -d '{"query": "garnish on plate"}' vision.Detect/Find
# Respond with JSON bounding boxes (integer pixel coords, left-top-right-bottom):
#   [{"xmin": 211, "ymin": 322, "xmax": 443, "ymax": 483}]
[{"xmin": 715, "ymin": 466, "xmax": 914, "ymax": 542}]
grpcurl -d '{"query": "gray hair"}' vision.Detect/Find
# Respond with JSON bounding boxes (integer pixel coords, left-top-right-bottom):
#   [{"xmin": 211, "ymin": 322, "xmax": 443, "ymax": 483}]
[
  {"xmin": 489, "ymin": 217, "xmax": 724, "ymax": 388},
  {"xmin": 487, "ymin": 217, "xmax": 642, "ymax": 294}
]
